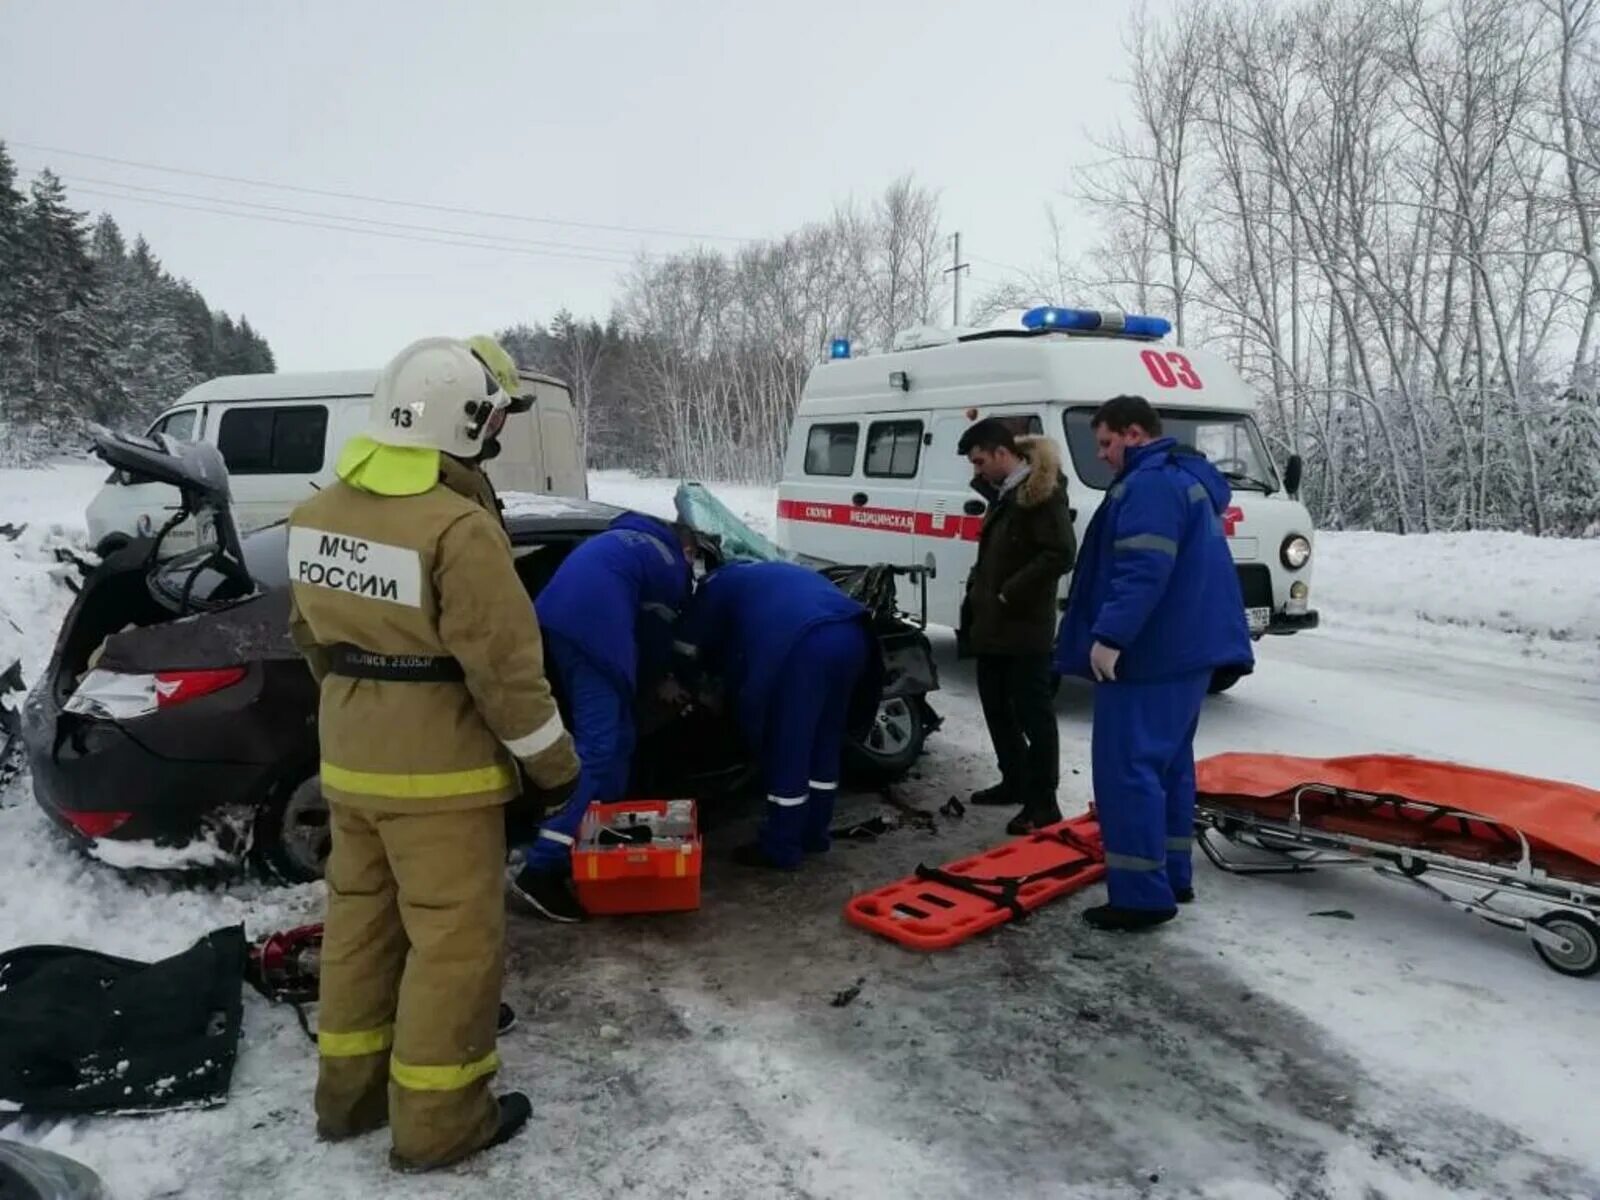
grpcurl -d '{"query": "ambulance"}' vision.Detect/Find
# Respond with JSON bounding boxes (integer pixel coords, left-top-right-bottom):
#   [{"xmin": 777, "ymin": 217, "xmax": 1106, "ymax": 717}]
[{"xmin": 775, "ymin": 307, "xmax": 1319, "ymax": 688}]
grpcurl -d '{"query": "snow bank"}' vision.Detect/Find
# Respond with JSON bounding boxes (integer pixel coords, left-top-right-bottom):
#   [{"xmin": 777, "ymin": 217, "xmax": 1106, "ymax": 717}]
[{"xmin": 1316, "ymin": 529, "xmax": 1600, "ymax": 649}]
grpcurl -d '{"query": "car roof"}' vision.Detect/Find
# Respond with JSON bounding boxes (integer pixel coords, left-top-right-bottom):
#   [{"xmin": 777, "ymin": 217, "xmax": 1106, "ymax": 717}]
[{"xmin": 501, "ymin": 494, "xmax": 622, "ymax": 537}]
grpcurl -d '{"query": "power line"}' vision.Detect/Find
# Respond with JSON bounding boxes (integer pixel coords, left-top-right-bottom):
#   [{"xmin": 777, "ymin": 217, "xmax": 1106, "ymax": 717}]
[
  {"xmin": 9, "ymin": 139, "xmax": 754, "ymax": 244},
  {"xmin": 57, "ymin": 172, "xmax": 639, "ymax": 261},
  {"xmin": 68, "ymin": 185, "xmax": 643, "ymax": 267}
]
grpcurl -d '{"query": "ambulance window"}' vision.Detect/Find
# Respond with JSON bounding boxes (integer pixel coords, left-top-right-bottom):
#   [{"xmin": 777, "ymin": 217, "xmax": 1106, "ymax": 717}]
[
  {"xmin": 804, "ymin": 423, "xmax": 859, "ymax": 476},
  {"xmin": 863, "ymin": 420, "xmax": 923, "ymax": 478},
  {"xmin": 218, "ymin": 405, "xmax": 329, "ymax": 475}
]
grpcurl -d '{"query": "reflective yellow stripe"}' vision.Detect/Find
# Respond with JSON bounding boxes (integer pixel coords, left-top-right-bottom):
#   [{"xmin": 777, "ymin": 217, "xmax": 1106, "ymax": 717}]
[
  {"xmin": 318, "ymin": 1025, "xmax": 394, "ymax": 1057},
  {"xmin": 390, "ymin": 1050, "xmax": 500, "ymax": 1092},
  {"xmin": 320, "ymin": 760, "xmax": 516, "ymax": 800}
]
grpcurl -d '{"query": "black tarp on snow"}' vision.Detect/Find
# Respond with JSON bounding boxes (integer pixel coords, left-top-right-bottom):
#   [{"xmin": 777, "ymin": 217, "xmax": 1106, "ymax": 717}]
[{"xmin": 0, "ymin": 927, "xmax": 245, "ymax": 1115}]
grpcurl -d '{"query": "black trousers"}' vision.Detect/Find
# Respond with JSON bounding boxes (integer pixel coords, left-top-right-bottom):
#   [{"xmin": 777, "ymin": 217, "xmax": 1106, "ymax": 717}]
[{"xmin": 975, "ymin": 653, "xmax": 1060, "ymax": 816}]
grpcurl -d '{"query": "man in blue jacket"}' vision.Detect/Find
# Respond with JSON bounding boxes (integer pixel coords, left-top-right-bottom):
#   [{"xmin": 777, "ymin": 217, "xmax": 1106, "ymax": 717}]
[
  {"xmin": 508, "ymin": 512, "xmax": 694, "ymax": 921},
  {"xmin": 674, "ymin": 561, "xmax": 881, "ymax": 870},
  {"xmin": 1056, "ymin": 395, "xmax": 1254, "ymax": 932}
]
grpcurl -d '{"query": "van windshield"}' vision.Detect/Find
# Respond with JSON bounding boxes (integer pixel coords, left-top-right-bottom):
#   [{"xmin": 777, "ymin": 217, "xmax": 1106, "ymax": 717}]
[{"xmin": 1062, "ymin": 407, "xmax": 1280, "ymax": 493}]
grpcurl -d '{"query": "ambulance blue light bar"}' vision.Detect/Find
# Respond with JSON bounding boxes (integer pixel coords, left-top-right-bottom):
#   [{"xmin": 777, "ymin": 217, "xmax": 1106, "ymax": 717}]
[
  {"xmin": 830, "ymin": 337, "xmax": 851, "ymax": 360},
  {"xmin": 1020, "ymin": 306, "xmax": 1172, "ymax": 340}
]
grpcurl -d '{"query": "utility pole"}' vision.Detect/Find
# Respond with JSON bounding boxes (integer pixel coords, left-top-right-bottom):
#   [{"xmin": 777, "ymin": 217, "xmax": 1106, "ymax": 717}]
[{"xmin": 945, "ymin": 232, "xmax": 970, "ymax": 328}]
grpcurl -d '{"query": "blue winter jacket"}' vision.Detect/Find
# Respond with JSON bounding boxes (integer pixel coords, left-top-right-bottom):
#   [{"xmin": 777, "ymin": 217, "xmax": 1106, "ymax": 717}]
[
  {"xmin": 1054, "ymin": 438, "xmax": 1254, "ymax": 683},
  {"xmin": 674, "ymin": 561, "xmax": 883, "ymax": 745},
  {"xmin": 534, "ymin": 513, "xmax": 691, "ymax": 693}
]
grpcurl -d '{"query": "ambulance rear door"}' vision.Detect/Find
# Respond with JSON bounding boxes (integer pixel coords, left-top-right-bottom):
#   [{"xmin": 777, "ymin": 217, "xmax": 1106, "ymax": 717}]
[{"xmin": 915, "ymin": 408, "xmax": 1044, "ymax": 630}]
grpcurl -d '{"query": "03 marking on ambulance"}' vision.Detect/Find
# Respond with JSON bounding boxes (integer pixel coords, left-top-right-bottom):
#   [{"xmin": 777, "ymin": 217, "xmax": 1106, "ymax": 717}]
[{"xmin": 288, "ymin": 526, "xmax": 423, "ymax": 607}]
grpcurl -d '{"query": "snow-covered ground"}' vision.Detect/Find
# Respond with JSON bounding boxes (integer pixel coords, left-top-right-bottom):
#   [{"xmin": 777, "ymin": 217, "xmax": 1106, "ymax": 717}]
[{"xmin": 2, "ymin": 464, "xmax": 1599, "ymax": 1199}]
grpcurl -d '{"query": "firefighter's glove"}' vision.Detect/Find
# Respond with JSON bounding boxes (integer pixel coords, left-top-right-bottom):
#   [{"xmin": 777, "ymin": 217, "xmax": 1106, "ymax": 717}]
[
  {"xmin": 1090, "ymin": 641, "xmax": 1121, "ymax": 683},
  {"xmin": 524, "ymin": 771, "xmax": 580, "ymax": 818}
]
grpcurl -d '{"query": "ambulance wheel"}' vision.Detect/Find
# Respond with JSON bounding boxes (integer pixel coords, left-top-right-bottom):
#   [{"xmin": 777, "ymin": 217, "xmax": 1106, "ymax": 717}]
[
  {"xmin": 1208, "ymin": 667, "xmax": 1246, "ymax": 695},
  {"xmin": 1532, "ymin": 912, "xmax": 1600, "ymax": 978},
  {"xmin": 845, "ymin": 697, "xmax": 926, "ymax": 784},
  {"xmin": 254, "ymin": 768, "xmax": 330, "ymax": 883}
]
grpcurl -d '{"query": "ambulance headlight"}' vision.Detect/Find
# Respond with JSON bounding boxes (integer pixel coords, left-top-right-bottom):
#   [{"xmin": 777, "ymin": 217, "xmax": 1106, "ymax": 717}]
[
  {"xmin": 1290, "ymin": 581, "xmax": 1309, "ymax": 600},
  {"xmin": 1280, "ymin": 535, "xmax": 1311, "ymax": 570}
]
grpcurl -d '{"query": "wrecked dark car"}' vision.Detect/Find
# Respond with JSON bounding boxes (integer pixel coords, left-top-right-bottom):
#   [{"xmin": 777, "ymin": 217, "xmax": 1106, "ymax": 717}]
[{"xmin": 15, "ymin": 430, "xmax": 939, "ymax": 882}]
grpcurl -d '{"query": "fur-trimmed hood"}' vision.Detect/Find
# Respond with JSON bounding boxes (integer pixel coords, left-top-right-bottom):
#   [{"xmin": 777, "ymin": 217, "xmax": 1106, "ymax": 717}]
[{"xmin": 1013, "ymin": 435, "xmax": 1065, "ymax": 509}]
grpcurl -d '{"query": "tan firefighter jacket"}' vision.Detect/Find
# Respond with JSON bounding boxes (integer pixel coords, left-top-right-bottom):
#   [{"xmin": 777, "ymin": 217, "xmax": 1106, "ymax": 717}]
[{"xmin": 286, "ymin": 454, "xmax": 578, "ymax": 812}]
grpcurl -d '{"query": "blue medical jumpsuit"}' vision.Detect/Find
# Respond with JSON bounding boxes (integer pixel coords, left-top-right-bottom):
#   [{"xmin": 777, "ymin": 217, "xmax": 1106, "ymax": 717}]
[
  {"xmin": 521, "ymin": 513, "xmax": 690, "ymax": 873},
  {"xmin": 1055, "ymin": 440, "xmax": 1255, "ymax": 911},
  {"xmin": 675, "ymin": 562, "xmax": 881, "ymax": 869}
]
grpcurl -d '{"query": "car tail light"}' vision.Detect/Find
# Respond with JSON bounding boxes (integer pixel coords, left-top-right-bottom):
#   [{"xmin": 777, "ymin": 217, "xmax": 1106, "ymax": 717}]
[
  {"xmin": 64, "ymin": 667, "xmax": 247, "ymax": 719},
  {"xmin": 61, "ymin": 808, "xmax": 134, "ymax": 838}
]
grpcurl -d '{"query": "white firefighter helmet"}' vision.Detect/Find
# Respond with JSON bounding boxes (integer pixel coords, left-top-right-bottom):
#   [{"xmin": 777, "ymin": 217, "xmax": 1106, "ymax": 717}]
[{"xmin": 368, "ymin": 337, "xmax": 511, "ymax": 458}]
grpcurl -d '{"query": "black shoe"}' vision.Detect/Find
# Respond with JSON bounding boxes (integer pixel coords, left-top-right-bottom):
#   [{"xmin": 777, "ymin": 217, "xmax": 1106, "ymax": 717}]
[
  {"xmin": 508, "ymin": 866, "xmax": 584, "ymax": 923},
  {"xmin": 1174, "ymin": 888, "xmax": 1195, "ymax": 905},
  {"xmin": 484, "ymin": 1091, "xmax": 532, "ymax": 1152},
  {"xmin": 497, "ymin": 1003, "xmax": 516, "ymax": 1035},
  {"xmin": 1082, "ymin": 903, "xmax": 1177, "ymax": 932},
  {"xmin": 389, "ymin": 1092, "xmax": 531, "ymax": 1173},
  {"xmin": 731, "ymin": 842, "xmax": 800, "ymax": 871},
  {"xmin": 970, "ymin": 782, "xmax": 1016, "ymax": 807},
  {"xmin": 1005, "ymin": 806, "xmax": 1064, "ymax": 837}
]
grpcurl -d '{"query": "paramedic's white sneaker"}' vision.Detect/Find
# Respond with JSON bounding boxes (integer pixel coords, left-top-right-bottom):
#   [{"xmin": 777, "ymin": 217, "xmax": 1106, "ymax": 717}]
[{"xmin": 508, "ymin": 866, "xmax": 584, "ymax": 923}]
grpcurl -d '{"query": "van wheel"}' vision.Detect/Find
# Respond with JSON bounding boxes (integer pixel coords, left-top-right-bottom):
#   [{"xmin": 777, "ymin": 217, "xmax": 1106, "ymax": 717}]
[
  {"xmin": 1208, "ymin": 667, "xmax": 1246, "ymax": 695},
  {"xmin": 845, "ymin": 697, "xmax": 926, "ymax": 784},
  {"xmin": 254, "ymin": 769, "xmax": 330, "ymax": 883}
]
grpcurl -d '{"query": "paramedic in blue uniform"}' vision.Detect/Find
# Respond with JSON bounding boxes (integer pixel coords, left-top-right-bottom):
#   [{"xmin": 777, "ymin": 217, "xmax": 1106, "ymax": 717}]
[
  {"xmin": 673, "ymin": 560, "xmax": 881, "ymax": 870},
  {"xmin": 1055, "ymin": 395, "xmax": 1254, "ymax": 932},
  {"xmin": 507, "ymin": 512, "xmax": 693, "ymax": 921}
]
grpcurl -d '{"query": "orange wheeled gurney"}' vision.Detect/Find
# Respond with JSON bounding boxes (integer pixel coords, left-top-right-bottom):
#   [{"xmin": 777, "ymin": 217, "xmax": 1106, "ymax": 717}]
[{"xmin": 1195, "ymin": 753, "xmax": 1600, "ymax": 977}]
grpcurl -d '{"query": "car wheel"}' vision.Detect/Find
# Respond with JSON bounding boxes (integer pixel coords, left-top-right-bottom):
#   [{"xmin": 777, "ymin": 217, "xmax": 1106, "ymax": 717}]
[
  {"xmin": 254, "ymin": 769, "xmax": 330, "ymax": 883},
  {"xmin": 844, "ymin": 696, "xmax": 927, "ymax": 784}
]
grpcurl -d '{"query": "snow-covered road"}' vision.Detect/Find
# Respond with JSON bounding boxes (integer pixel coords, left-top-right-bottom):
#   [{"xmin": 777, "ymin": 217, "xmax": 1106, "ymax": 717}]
[{"xmin": 2, "ymin": 465, "xmax": 1598, "ymax": 1199}]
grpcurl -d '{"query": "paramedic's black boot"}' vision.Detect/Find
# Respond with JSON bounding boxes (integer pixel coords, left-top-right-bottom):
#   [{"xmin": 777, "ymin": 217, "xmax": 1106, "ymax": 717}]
[
  {"xmin": 1082, "ymin": 904, "xmax": 1177, "ymax": 932},
  {"xmin": 509, "ymin": 866, "xmax": 584, "ymax": 923},
  {"xmin": 970, "ymin": 782, "xmax": 1016, "ymax": 807},
  {"xmin": 497, "ymin": 1003, "xmax": 517, "ymax": 1035},
  {"xmin": 731, "ymin": 842, "xmax": 801, "ymax": 871},
  {"xmin": 1174, "ymin": 887, "xmax": 1196, "ymax": 905}
]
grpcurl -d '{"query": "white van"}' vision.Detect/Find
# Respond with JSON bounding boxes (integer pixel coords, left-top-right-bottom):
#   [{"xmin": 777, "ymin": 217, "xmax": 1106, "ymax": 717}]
[
  {"xmin": 85, "ymin": 367, "xmax": 587, "ymax": 557},
  {"xmin": 776, "ymin": 308, "xmax": 1319, "ymax": 678}
]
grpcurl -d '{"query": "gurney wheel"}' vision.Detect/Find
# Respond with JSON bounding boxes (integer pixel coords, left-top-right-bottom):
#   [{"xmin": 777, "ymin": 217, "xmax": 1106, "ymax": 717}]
[{"xmin": 1532, "ymin": 912, "xmax": 1600, "ymax": 978}]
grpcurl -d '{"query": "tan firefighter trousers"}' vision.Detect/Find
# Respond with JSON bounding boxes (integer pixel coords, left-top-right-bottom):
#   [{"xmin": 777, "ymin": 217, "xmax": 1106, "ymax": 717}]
[{"xmin": 314, "ymin": 801, "xmax": 505, "ymax": 1168}]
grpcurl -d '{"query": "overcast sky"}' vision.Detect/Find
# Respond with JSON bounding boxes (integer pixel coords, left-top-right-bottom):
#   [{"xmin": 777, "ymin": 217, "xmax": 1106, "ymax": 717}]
[{"xmin": 1, "ymin": 0, "xmax": 1179, "ymax": 371}]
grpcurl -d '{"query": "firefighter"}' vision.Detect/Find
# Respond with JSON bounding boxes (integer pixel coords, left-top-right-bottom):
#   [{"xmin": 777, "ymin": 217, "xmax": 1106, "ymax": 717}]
[
  {"xmin": 507, "ymin": 511, "xmax": 695, "ymax": 922},
  {"xmin": 286, "ymin": 337, "xmax": 579, "ymax": 1171},
  {"xmin": 673, "ymin": 560, "xmax": 881, "ymax": 869}
]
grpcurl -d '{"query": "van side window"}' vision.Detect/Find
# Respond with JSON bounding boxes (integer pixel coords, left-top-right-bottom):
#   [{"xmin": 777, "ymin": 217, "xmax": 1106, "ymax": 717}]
[
  {"xmin": 151, "ymin": 409, "xmax": 198, "ymax": 442},
  {"xmin": 803, "ymin": 423, "xmax": 859, "ymax": 476},
  {"xmin": 218, "ymin": 406, "xmax": 329, "ymax": 475},
  {"xmin": 863, "ymin": 420, "xmax": 923, "ymax": 478}
]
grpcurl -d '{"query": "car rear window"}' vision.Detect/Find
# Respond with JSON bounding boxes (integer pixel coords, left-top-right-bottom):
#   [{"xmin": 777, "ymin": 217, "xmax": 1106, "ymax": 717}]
[
  {"xmin": 804, "ymin": 423, "xmax": 859, "ymax": 476},
  {"xmin": 217, "ymin": 406, "xmax": 328, "ymax": 475}
]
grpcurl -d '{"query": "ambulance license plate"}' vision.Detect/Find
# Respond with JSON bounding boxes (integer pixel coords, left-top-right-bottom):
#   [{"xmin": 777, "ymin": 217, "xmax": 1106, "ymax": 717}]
[{"xmin": 1247, "ymin": 606, "xmax": 1271, "ymax": 634}]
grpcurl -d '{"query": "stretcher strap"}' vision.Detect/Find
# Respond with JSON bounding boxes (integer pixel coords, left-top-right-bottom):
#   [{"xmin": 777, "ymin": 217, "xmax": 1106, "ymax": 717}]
[{"xmin": 910, "ymin": 827, "xmax": 1105, "ymax": 921}]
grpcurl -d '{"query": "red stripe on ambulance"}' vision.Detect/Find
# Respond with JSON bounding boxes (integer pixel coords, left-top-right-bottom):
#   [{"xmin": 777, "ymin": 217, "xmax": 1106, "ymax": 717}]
[{"xmin": 776, "ymin": 498, "xmax": 983, "ymax": 542}]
